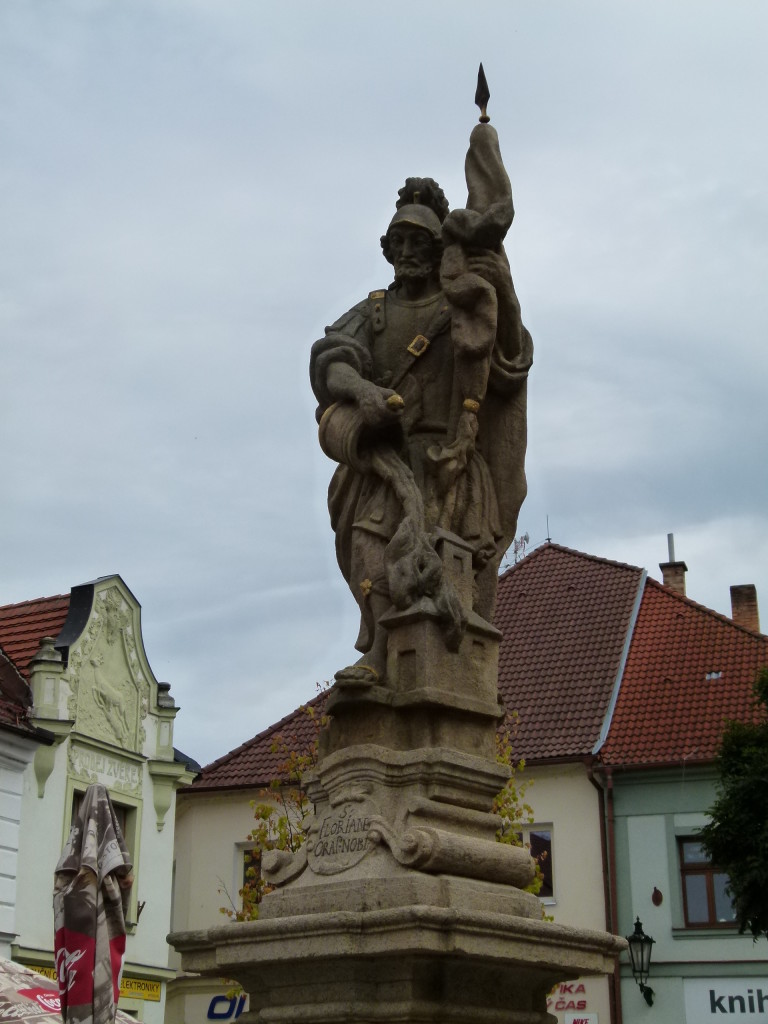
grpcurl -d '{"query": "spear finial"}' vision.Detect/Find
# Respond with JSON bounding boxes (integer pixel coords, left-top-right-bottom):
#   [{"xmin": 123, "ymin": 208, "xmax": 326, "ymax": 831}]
[{"xmin": 475, "ymin": 63, "xmax": 490, "ymax": 123}]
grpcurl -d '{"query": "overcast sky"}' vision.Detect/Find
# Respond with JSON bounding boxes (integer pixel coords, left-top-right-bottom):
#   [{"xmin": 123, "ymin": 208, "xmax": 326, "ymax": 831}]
[{"xmin": 2, "ymin": 1, "xmax": 766, "ymax": 767}]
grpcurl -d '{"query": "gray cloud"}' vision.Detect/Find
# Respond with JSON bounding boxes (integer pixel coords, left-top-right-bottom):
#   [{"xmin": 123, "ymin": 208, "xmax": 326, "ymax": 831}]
[{"xmin": 2, "ymin": 0, "xmax": 766, "ymax": 765}]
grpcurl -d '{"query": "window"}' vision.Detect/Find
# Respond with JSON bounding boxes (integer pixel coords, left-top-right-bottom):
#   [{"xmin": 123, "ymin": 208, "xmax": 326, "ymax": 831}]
[
  {"xmin": 69, "ymin": 789, "xmax": 139, "ymax": 926},
  {"xmin": 71, "ymin": 792, "xmax": 128, "ymax": 839},
  {"xmin": 70, "ymin": 791, "xmax": 135, "ymax": 862},
  {"xmin": 518, "ymin": 826, "xmax": 554, "ymax": 900},
  {"xmin": 678, "ymin": 838, "xmax": 736, "ymax": 926}
]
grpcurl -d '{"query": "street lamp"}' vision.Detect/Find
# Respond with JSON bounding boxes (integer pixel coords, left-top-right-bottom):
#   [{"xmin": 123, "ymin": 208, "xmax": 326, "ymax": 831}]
[{"xmin": 626, "ymin": 917, "xmax": 655, "ymax": 1006}]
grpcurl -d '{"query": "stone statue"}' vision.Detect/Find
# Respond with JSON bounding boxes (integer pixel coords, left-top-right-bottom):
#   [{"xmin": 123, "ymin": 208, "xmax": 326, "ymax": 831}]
[
  {"xmin": 310, "ymin": 77, "xmax": 532, "ymax": 687},
  {"xmin": 173, "ymin": 75, "xmax": 624, "ymax": 1024}
]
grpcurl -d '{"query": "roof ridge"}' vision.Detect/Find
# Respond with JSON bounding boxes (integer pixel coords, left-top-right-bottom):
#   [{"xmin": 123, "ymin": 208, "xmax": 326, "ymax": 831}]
[
  {"xmin": 498, "ymin": 540, "xmax": 550, "ymax": 577},
  {"xmin": 499, "ymin": 541, "xmax": 643, "ymax": 582},
  {"xmin": 200, "ymin": 692, "xmax": 323, "ymax": 774},
  {"xmin": 0, "ymin": 593, "xmax": 69, "ymax": 615},
  {"xmin": 645, "ymin": 576, "xmax": 768, "ymax": 642}
]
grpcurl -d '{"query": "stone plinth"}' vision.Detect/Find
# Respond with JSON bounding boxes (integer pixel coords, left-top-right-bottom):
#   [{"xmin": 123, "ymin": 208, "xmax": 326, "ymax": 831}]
[
  {"xmin": 172, "ymin": 875, "xmax": 624, "ymax": 1024},
  {"xmin": 269, "ymin": 742, "xmax": 533, "ymax": 889}
]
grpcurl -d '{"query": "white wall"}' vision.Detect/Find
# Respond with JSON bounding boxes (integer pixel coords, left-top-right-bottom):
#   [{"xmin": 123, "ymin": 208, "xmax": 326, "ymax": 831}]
[
  {"xmin": 11, "ymin": 577, "xmax": 191, "ymax": 1024},
  {"xmin": 14, "ymin": 739, "xmax": 70, "ymax": 951},
  {"xmin": 527, "ymin": 762, "xmax": 608, "ymax": 931},
  {"xmin": 167, "ymin": 787, "xmax": 263, "ymax": 1024},
  {"xmin": 172, "ymin": 789, "xmax": 261, "ymax": 937},
  {"xmin": 528, "ymin": 761, "xmax": 613, "ymax": 1024},
  {"xmin": 0, "ymin": 733, "xmax": 38, "ymax": 957}
]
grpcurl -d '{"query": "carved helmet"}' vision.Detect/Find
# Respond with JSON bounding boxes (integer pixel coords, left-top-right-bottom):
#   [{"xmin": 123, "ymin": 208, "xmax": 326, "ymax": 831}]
[
  {"xmin": 380, "ymin": 177, "xmax": 448, "ymax": 263},
  {"xmin": 386, "ymin": 202, "xmax": 442, "ymax": 240}
]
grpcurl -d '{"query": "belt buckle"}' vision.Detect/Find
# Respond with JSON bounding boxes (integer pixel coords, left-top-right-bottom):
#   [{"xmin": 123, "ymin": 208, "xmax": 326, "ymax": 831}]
[{"xmin": 407, "ymin": 334, "xmax": 430, "ymax": 357}]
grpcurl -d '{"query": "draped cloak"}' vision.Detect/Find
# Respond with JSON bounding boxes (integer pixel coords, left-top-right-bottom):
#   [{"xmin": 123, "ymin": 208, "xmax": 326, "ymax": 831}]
[{"xmin": 310, "ymin": 280, "xmax": 532, "ymax": 625}]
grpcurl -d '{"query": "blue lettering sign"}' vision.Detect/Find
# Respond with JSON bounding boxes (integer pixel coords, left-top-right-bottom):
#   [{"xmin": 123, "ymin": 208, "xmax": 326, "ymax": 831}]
[{"xmin": 207, "ymin": 994, "xmax": 246, "ymax": 1020}]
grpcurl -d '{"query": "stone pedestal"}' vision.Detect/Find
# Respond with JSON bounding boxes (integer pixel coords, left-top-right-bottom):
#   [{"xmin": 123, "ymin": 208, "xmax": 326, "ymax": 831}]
[
  {"xmin": 169, "ymin": 532, "xmax": 625, "ymax": 1022},
  {"xmin": 174, "ymin": 875, "xmax": 622, "ymax": 1024}
]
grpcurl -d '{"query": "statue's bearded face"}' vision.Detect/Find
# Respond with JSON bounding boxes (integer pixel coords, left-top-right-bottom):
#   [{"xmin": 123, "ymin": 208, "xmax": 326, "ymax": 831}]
[{"xmin": 387, "ymin": 224, "xmax": 439, "ymax": 285}]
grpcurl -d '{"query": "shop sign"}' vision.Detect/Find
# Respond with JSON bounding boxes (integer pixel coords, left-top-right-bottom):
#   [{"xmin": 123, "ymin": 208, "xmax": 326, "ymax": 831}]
[
  {"xmin": 121, "ymin": 977, "xmax": 161, "ymax": 1001},
  {"xmin": 547, "ymin": 982, "xmax": 590, "ymax": 1015},
  {"xmin": 25, "ymin": 966, "xmax": 56, "ymax": 982},
  {"xmin": 207, "ymin": 993, "xmax": 247, "ymax": 1019},
  {"xmin": 32, "ymin": 966, "xmax": 160, "ymax": 1001},
  {"xmin": 684, "ymin": 978, "xmax": 768, "ymax": 1021}
]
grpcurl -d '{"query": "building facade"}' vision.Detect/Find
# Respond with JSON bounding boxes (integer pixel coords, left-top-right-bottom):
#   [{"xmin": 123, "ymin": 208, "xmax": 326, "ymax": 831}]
[
  {"xmin": 597, "ymin": 569, "xmax": 767, "ymax": 1024},
  {"xmin": 0, "ymin": 575, "xmax": 197, "ymax": 1022}
]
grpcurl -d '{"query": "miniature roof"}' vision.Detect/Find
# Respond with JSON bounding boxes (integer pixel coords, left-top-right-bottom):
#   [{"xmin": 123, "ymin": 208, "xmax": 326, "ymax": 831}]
[
  {"xmin": 599, "ymin": 578, "xmax": 768, "ymax": 767},
  {"xmin": 0, "ymin": 594, "xmax": 70, "ymax": 677}
]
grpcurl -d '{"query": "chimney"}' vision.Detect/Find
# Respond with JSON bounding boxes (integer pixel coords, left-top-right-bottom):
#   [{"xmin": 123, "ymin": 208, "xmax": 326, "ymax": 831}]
[
  {"xmin": 730, "ymin": 584, "xmax": 760, "ymax": 633},
  {"xmin": 659, "ymin": 532, "xmax": 687, "ymax": 596}
]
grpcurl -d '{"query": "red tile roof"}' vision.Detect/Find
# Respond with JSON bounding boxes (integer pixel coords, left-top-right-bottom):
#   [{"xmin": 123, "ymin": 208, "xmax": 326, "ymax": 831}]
[
  {"xmin": 192, "ymin": 693, "xmax": 327, "ymax": 791},
  {"xmin": 599, "ymin": 579, "xmax": 768, "ymax": 767},
  {"xmin": 496, "ymin": 543, "xmax": 644, "ymax": 761},
  {"xmin": 0, "ymin": 595, "xmax": 70, "ymax": 677},
  {"xmin": 0, "ymin": 647, "xmax": 35, "ymax": 735}
]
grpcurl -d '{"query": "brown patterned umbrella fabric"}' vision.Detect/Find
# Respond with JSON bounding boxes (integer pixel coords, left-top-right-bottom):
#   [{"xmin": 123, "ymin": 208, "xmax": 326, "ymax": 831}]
[
  {"xmin": 0, "ymin": 958, "xmax": 135, "ymax": 1023},
  {"xmin": 53, "ymin": 784, "xmax": 133, "ymax": 1024}
]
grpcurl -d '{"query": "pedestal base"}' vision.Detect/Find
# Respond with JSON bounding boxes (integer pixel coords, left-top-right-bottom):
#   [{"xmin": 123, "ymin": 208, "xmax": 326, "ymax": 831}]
[{"xmin": 171, "ymin": 874, "xmax": 624, "ymax": 1024}]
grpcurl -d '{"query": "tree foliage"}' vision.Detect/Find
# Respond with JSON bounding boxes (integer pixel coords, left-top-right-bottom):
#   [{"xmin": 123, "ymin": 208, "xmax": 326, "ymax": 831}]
[
  {"xmin": 699, "ymin": 667, "xmax": 768, "ymax": 941},
  {"xmin": 219, "ymin": 699, "xmax": 325, "ymax": 921},
  {"xmin": 221, "ymin": 702, "xmax": 542, "ymax": 920},
  {"xmin": 493, "ymin": 711, "xmax": 545, "ymax": 897}
]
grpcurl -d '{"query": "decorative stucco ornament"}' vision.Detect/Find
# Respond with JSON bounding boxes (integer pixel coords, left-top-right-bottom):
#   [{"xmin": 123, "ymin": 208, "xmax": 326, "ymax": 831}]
[{"xmin": 64, "ymin": 587, "xmax": 149, "ymax": 753}]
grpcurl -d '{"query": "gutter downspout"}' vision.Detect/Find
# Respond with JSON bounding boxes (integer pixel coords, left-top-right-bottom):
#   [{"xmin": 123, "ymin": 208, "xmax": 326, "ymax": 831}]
[
  {"xmin": 590, "ymin": 763, "xmax": 622, "ymax": 1024},
  {"xmin": 606, "ymin": 767, "xmax": 622, "ymax": 1024}
]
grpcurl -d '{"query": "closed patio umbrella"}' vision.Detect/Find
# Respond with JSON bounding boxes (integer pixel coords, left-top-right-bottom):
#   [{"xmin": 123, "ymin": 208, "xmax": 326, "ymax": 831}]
[{"xmin": 53, "ymin": 784, "xmax": 133, "ymax": 1024}]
